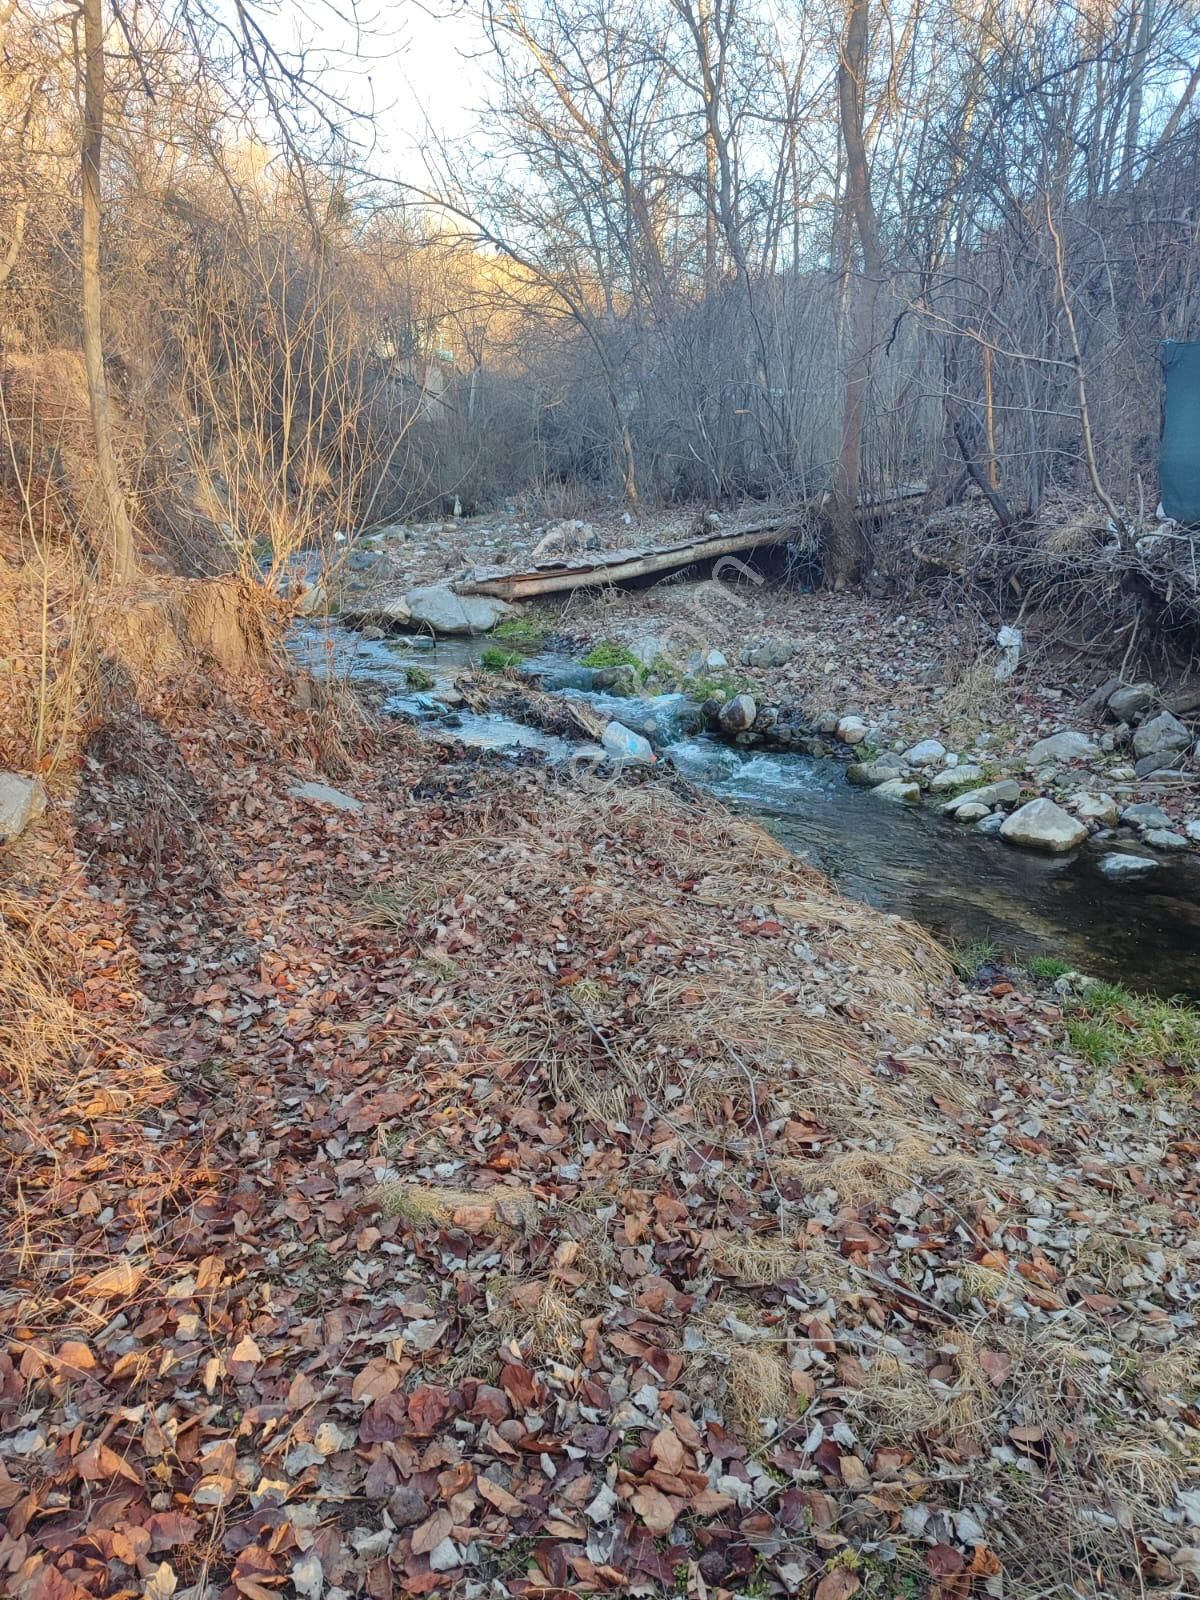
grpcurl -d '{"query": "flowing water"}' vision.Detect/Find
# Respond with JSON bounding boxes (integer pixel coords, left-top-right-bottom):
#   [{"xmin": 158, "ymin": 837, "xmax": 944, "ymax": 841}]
[{"xmin": 293, "ymin": 623, "xmax": 1200, "ymax": 999}]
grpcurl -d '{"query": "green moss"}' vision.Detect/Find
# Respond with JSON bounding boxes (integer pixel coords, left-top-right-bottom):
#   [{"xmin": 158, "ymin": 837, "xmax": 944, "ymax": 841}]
[
  {"xmin": 581, "ymin": 639, "xmax": 642, "ymax": 671},
  {"xmin": 404, "ymin": 666, "xmax": 434, "ymax": 691},
  {"xmin": 480, "ymin": 646, "xmax": 522, "ymax": 672},
  {"xmin": 493, "ymin": 616, "xmax": 548, "ymax": 646}
]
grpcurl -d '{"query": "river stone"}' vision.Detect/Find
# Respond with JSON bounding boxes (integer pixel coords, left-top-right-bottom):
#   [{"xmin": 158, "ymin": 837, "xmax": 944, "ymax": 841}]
[
  {"xmin": 1000, "ymin": 798, "xmax": 1088, "ymax": 852},
  {"xmin": 1135, "ymin": 750, "xmax": 1187, "ymax": 777},
  {"xmin": 942, "ymin": 779, "xmax": 1021, "ymax": 813},
  {"xmin": 1142, "ymin": 827, "xmax": 1189, "ymax": 851},
  {"xmin": 1025, "ymin": 729, "xmax": 1098, "ymax": 766},
  {"xmin": 929, "ymin": 764, "xmax": 983, "ymax": 791},
  {"xmin": 836, "ymin": 715, "xmax": 868, "ymax": 745},
  {"xmin": 719, "ymin": 694, "xmax": 757, "ymax": 734},
  {"xmin": 0, "ymin": 771, "xmax": 47, "ymax": 844},
  {"xmin": 1132, "ymin": 710, "xmax": 1190, "ymax": 760},
  {"xmin": 1186, "ymin": 820, "xmax": 1200, "ymax": 843},
  {"xmin": 404, "ymin": 585, "xmax": 513, "ymax": 635},
  {"xmin": 975, "ymin": 812, "xmax": 1006, "ymax": 835},
  {"xmin": 954, "ymin": 802, "xmax": 991, "ymax": 822},
  {"xmin": 1121, "ymin": 802, "xmax": 1169, "ymax": 829},
  {"xmin": 846, "ymin": 757, "xmax": 904, "ymax": 786},
  {"xmin": 289, "ymin": 781, "xmax": 363, "ymax": 812},
  {"xmin": 872, "ymin": 778, "xmax": 921, "ymax": 803},
  {"xmin": 903, "ymin": 738, "xmax": 946, "ymax": 764},
  {"xmin": 1107, "ymin": 682, "xmax": 1156, "ymax": 723},
  {"xmin": 1098, "ymin": 852, "xmax": 1159, "ymax": 880},
  {"xmin": 1069, "ymin": 791, "xmax": 1119, "ymax": 826}
]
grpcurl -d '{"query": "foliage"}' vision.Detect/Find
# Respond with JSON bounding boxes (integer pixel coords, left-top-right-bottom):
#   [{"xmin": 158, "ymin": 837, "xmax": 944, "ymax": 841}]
[
  {"xmin": 581, "ymin": 639, "xmax": 642, "ymax": 671},
  {"xmin": 493, "ymin": 615, "xmax": 549, "ymax": 647},
  {"xmin": 1065, "ymin": 982, "xmax": 1200, "ymax": 1075},
  {"xmin": 1028, "ymin": 955, "xmax": 1072, "ymax": 981},
  {"xmin": 480, "ymin": 645, "xmax": 523, "ymax": 671}
]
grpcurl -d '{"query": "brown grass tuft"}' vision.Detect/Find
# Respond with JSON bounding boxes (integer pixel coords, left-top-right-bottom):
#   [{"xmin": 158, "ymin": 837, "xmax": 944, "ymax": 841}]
[{"xmin": 369, "ymin": 1181, "xmax": 541, "ymax": 1236}]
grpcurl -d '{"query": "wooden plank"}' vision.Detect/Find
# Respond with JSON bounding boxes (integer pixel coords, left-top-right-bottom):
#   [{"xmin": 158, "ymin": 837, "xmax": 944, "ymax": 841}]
[{"xmin": 453, "ymin": 488, "xmax": 926, "ymax": 602}]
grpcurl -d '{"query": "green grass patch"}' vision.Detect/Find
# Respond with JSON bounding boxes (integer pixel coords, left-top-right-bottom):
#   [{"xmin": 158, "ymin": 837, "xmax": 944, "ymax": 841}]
[
  {"xmin": 581, "ymin": 639, "xmax": 642, "ymax": 671},
  {"xmin": 404, "ymin": 666, "xmax": 434, "ymax": 691},
  {"xmin": 1028, "ymin": 954, "xmax": 1071, "ymax": 981},
  {"xmin": 949, "ymin": 937, "xmax": 1001, "ymax": 980},
  {"xmin": 1064, "ymin": 981, "xmax": 1200, "ymax": 1075},
  {"xmin": 682, "ymin": 673, "xmax": 747, "ymax": 703},
  {"xmin": 480, "ymin": 646, "xmax": 522, "ymax": 672},
  {"xmin": 493, "ymin": 615, "xmax": 548, "ymax": 646}
]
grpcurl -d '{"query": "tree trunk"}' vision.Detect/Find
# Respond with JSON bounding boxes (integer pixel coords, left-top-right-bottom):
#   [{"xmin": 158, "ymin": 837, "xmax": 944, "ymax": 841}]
[
  {"xmin": 828, "ymin": 0, "xmax": 882, "ymax": 589},
  {"xmin": 80, "ymin": 0, "xmax": 136, "ymax": 582}
]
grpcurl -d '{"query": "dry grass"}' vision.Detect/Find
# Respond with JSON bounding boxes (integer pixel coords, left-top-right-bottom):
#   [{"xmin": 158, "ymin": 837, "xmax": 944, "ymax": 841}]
[
  {"xmin": 691, "ymin": 1303, "xmax": 792, "ymax": 1440},
  {"xmin": 846, "ymin": 1333, "xmax": 993, "ymax": 1445},
  {"xmin": 370, "ymin": 1180, "xmax": 542, "ymax": 1236},
  {"xmin": 0, "ymin": 890, "xmax": 81, "ymax": 1098},
  {"xmin": 492, "ymin": 1278, "xmax": 584, "ymax": 1359}
]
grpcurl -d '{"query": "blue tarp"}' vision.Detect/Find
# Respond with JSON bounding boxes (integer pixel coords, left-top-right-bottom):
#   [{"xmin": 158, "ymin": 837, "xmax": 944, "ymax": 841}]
[{"xmin": 1161, "ymin": 340, "xmax": 1200, "ymax": 525}]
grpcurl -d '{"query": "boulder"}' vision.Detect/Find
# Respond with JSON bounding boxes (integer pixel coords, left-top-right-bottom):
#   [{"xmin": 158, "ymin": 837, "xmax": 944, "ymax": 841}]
[
  {"xmin": 1120, "ymin": 803, "xmax": 1169, "ymax": 829},
  {"xmin": 903, "ymin": 738, "xmax": 946, "ymax": 765},
  {"xmin": 404, "ymin": 586, "xmax": 513, "ymax": 636},
  {"xmin": 954, "ymin": 802, "xmax": 992, "ymax": 822},
  {"xmin": 1098, "ymin": 852, "xmax": 1159, "ymax": 880},
  {"xmin": 0, "ymin": 772, "xmax": 47, "ymax": 844},
  {"xmin": 929, "ymin": 764, "xmax": 983, "ymax": 791},
  {"xmin": 289, "ymin": 781, "xmax": 363, "ymax": 812},
  {"xmin": 942, "ymin": 779, "xmax": 1021, "ymax": 813},
  {"xmin": 846, "ymin": 757, "xmax": 905, "ymax": 786},
  {"xmin": 976, "ymin": 811, "xmax": 1006, "ymax": 836},
  {"xmin": 1069, "ymin": 792, "xmax": 1118, "ymax": 827},
  {"xmin": 704, "ymin": 649, "xmax": 728, "ymax": 670},
  {"xmin": 1107, "ymin": 682, "xmax": 1156, "ymax": 723},
  {"xmin": 836, "ymin": 715, "xmax": 868, "ymax": 745},
  {"xmin": 1142, "ymin": 827, "xmax": 1189, "ymax": 851},
  {"xmin": 741, "ymin": 639, "xmax": 795, "ymax": 669},
  {"xmin": 1132, "ymin": 710, "xmax": 1190, "ymax": 761},
  {"xmin": 1000, "ymin": 798, "xmax": 1088, "ymax": 852},
  {"xmin": 1025, "ymin": 729, "xmax": 1097, "ymax": 766},
  {"xmin": 872, "ymin": 778, "xmax": 921, "ymax": 803},
  {"xmin": 1135, "ymin": 751, "xmax": 1186, "ymax": 777},
  {"xmin": 719, "ymin": 694, "xmax": 757, "ymax": 734},
  {"xmin": 602, "ymin": 721, "xmax": 655, "ymax": 764}
]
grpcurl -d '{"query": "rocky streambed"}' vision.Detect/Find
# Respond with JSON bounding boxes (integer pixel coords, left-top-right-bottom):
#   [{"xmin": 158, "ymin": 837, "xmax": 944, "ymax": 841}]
[{"xmin": 293, "ymin": 618, "xmax": 1200, "ymax": 998}]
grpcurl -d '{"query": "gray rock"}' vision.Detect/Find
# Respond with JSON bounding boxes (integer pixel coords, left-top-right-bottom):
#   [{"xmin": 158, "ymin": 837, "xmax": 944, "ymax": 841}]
[
  {"xmin": 1025, "ymin": 729, "xmax": 1098, "ymax": 766},
  {"xmin": 846, "ymin": 757, "xmax": 905, "ymax": 787},
  {"xmin": 929, "ymin": 764, "xmax": 983, "ymax": 791},
  {"xmin": 814, "ymin": 712, "xmax": 840, "ymax": 735},
  {"xmin": 1135, "ymin": 750, "xmax": 1186, "ymax": 778},
  {"xmin": 1098, "ymin": 852, "xmax": 1159, "ymax": 880},
  {"xmin": 903, "ymin": 738, "xmax": 946, "ymax": 765},
  {"xmin": 719, "ymin": 694, "xmax": 757, "ymax": 734},
  {"xmin": 704, "ymin": 649, "xmax": 728, "ymax": 670},
  {"xmin": 954, "ymin": 802, "xmax": 991, "ymax": 822},
  {"xmin": 1185, "ymin": 820, "xmax": 1200, "ymax": 843},
  {"xmin": 975, "ymin": 812, "xmax": 1007, "ymax": 836},
  {"xmin": 1132, "ymin": 710, "xmax": 1190, "ymax": 760},
  {"xmin": 632, "ymin": 635, "xmax": 669, "ymax": 667},
  {"xmin": 1107, "ymin": 682, "xmax": 1156, "ymax": 723},
  {"xmin": 836, "ymin": 715, "xmax": 868, "ymax": 745},
  {"xmin": 289, "ymin": 781, "xmax": 363, "ymax": 812},
  {"xmin": 347, "ymin": 548, "xmax": 382, "ymax": 570},
  {"xmin": 0, "ymin": 772, "xmax": 47, "ymax": 844},
  {"xmin": 1069, "ymin": 792, "xmax": 1118, "ymax": 827},
  {"xmin": 1142, "ymin": 828, "xmax": 1189, "ymax": 851},
  {"xmin": 1121, "ymin": 803, "xmax": 1169, "ymax": 829},
  {"xmin": 1000, "ymin": 798, "xmax": 1088, "ymax": 852},
  {"xmin": 293, "ymin": 582, "xmax": 326, "ymax": 616},
  {"xmin": 942, "ymin": 779, "xmax": 1021, "ymax": 813},
  {"xmin": 872, "ymin": 778, "xmax": 921, "ymax": 803},
  {"xmin": 404, "ymin": 585, "xmax": 513, "ymax": 636}
]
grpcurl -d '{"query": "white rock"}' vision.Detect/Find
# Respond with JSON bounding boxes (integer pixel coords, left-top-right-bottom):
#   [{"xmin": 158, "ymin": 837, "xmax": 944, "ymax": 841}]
[
  {"xmin": 0, "ymin": 771, "xmax": 46, "ymax": 844},
  {"xmin": 929, "ymin": 764, "xmax": 983, "ymax": 791},
  {"xmin": 1098, "ymin": 852, "xmax": 1158, "ymax": 880},
  {"xmin": 836, "ymin": 716, "xmax": 868, "ymax": 745},
  {"xmin": 872, "ymin": 778, "xmax": 921, "ymax": 803},
  {"xmin": 404, "ymin": 585, "xmax": 512, "ymax": 636},
  {"xmin": 1185, "ymin": 821, "xmax": 1200, "ymax": 843},
  {"xmin": 954, "ymin": 802, "xmax": 991, "ymax": 822},
  {"xmin": 1143, "ymin": 828, "xmax": 1189, "ymax": 851},
  {"xmin": 1069, "ymin": 792, "xmax": 1118, "ymax": 826},
  {"xmin": 942, "ymin": 779, "xmax": 1021, "ymax": 812},
  {"xmin": 289, "ymin": 782, "xmax": 363, "ymax": 812},
  {"xmin": 1025, "ymin": 730, "xmax": 1097, "ymax": 766},
  {"xmin": 903, "ymin": 738, "xmax": 946, "ymax": 764},
  {"xmin": 1000, "ymin": 798, "xmax": 1088, "ymax": 853}
]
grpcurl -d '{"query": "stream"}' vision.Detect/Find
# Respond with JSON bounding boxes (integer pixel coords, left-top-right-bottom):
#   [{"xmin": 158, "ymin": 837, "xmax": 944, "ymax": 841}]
[{"xmin": 293, "ymin": 622, "xmax": 1200, "ymax": 1000}]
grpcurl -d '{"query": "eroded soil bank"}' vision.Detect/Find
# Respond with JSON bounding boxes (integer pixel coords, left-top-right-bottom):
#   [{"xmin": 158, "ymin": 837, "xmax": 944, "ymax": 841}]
[{"xmin": 3, "ymin": 660, "xmax": 1199, "ymax": 1600}]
